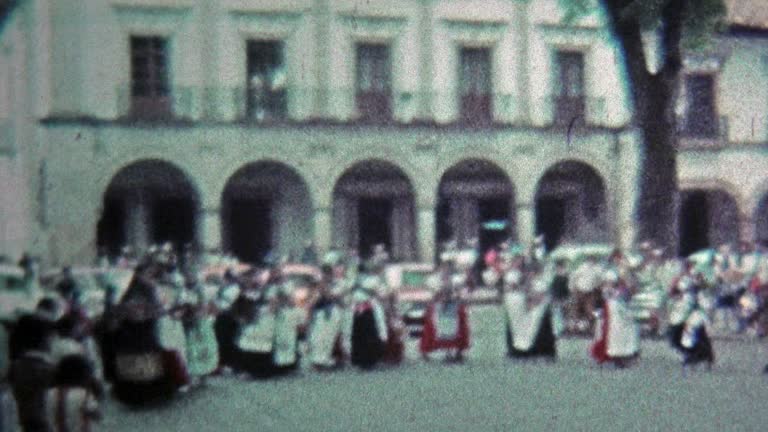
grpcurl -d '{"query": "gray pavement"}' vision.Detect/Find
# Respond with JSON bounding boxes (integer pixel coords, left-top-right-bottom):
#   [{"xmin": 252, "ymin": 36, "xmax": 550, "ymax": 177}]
[{"xmin": 101, "ymin": 306, "xmax": 768, "ymax": 432}]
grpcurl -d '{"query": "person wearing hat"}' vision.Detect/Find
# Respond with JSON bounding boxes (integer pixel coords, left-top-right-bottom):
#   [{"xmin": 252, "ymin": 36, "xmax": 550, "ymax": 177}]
[
  {"xmin": 568, "ymin": 256, "xmax": 603, "ymax": 334},
  {"xmin": 307, "ymin": 266, "xmax": 346, "ymax": 371},
  {"xmin": 589, "ymin": 270, "xmax": 640, "ymax": 368},
  {"xmin": 502, "ymin": 268, "xmax": 557, "ymax": 361},
  {"xmin": 347, "ymin": 276, "xmax": 388, "ymax": 369},
  {"xmin": 667, "ymin": 276, "xmax": 714, "ymax": 372},
  {"xmin": 269, "ymin": 283, "xmax": 304, "ymax": 377},
  {"xmin": 419, "ymin": 272, "xmax": 470, "ymax": 363},
  {"xmin": 180, "ymin": 277, "xmax": 220, "ymax": 386},
  {"xmin": 110, "ymin": 262, "xmax": 185, "ymax": 406}
]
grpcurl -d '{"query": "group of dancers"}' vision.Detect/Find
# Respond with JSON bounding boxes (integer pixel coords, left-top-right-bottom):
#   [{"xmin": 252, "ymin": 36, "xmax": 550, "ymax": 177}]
[{"xmin": 3, "ymin": 237, "xmax": 767, "ymax": 430}]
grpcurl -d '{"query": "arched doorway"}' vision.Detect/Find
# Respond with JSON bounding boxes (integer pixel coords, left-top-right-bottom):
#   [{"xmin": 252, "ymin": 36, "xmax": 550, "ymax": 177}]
[
  {"xmin": 678, "ymin": 189, "xmax": 740, "ymax": 256},
  {"xmin": 757, "ymin": 193, "xmax": 768, "ymax": 247},
  {"xmin": 534, "ymin": 161, "xmax": 609, "ymax": 251},
  {"xmin": 436, "ymin": 159, "xmax": 515, "ymax": 257},
  {"xmin": 221, "ymin": 162, "xmax": 313, "ymax": 265},
  {"xmin": 96, "ymin": 159, "xmax": 200, "ymax": 258},
  {"xmin": 332, "ymin": 160, "xmax": 416, "ymax": 261}
]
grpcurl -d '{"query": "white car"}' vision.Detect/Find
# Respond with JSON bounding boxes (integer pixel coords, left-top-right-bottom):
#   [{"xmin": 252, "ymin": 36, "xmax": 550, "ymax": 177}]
[{"xmin": 385, "ymin": 263, "xmax": 436, "ymax": 337}]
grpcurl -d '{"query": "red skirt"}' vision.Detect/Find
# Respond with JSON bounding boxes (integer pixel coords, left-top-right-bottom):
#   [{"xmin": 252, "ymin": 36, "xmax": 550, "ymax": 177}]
[
  {"xmin": 419, "ymin": 302, "xmax": 470, "ymax": 354},
  {"xmin": 162, "ymin": 350, "xmax": 190, "ymax": 387}
]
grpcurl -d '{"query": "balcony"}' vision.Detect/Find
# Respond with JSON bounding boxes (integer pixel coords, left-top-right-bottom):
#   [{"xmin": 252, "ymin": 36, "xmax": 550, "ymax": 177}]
[
  {"xmin": 459, "ymin": 93, "xmax": 493, "ymax": 127},
  {"xmin": 553, "ymin": 95, "xmax": 586, "ymax": 127},
  {"xmin": 535, "ymin": 95, "xmax": 609, "ymax": 128},
  {"xmin": 677, "ymin": 115, "xmax": 729, "ymax": 149},
  {"xmin": 355, "ymin": 90, "xmax": 393, "ymax": 124},
  {"xmin": 105, "ymin": 85, "xmax": 621, "ymax": 131},
  {"xmin": 117, "ymin": 85, "xmax": 196, "ymax": 122}
]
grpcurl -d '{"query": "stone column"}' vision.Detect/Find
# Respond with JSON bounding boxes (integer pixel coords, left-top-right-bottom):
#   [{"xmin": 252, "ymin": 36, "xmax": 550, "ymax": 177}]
[
  {"xmin": 314, "ymin": 207, "xmax": 332, "ymax": 256},
  {"xmin": 201, "ymin": 208, "xmax": 221, "ymax": 254},
  {"xmin": 514, "ymin": 0, "xmax": 531, "ymax": 124},
  {"xmin": 418, "ymin": 0, "xmax": 434, "ymax": 120},
  {"xmin": 740, "ymin": 214, "xmax": 755, "ymax": 244},
  {"xmin": 516, "ymin": 203, "xmax": 535, "ymax": 247},
  {"xmin": 417, "ymin": 206, "xmax": 436, "ymax": 263},
  {"xmin": 313, "ymin": 0, "xmax": 331, "ymax": 117}
]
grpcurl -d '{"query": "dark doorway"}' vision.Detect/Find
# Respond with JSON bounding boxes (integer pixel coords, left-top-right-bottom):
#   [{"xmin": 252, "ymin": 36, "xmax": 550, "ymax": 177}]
[
  {"xmin": 151, "ymin": 197, "xmax": 196, "ymax": 253},
  {"xmin": 358, "ymin": 198, "xmax": 392, "ymax": 259},
  {"xmin": 536, "ymin": 198, "xmax": 566, "ymax": 251},
  {"xmin": 96, "ymin": 197, "xmax": 126, "ymax": 259},
  {"xmin": 436, "ymin": 200, "xmax": 453, "ymax": 249},
  {"xmin": 478, "ymin": 198, "xmax": 510, "ymax": 255},
  {"xmin": 679, "ymin": 192, "xmax": 709, "ymax": 256},
  {"xmin": 226, "ymin": 198, "xmax": 272, "ymax": 265}
]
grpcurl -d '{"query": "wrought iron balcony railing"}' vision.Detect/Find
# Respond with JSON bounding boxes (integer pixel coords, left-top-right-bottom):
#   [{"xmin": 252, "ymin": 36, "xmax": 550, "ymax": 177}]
[
  {"xmin": 116, "ymin": 85, "xmax": 196, "ymax": 121},
  {"xmin": 677, "ymin": 115, "xmax": 729, "ymax": 149}
]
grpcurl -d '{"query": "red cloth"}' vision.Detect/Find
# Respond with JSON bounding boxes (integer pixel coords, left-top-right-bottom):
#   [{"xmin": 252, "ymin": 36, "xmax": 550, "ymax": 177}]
[
  {"xmin": 484, "ymin": 249, "xmax": 499, "ymax": 269},
  {"xmin": 383, "ymin": 323, "xmax": 404, "ymax": 364},
  {"xmin": 162, "ymin": 350, "xmax": 190, "ymax": 388},
  {"xmin": 419, "ymin": 302, "xmax": 470, "ymax": 354},
  {"xmin": 589, "ymin": 301, "xmax": 610, "ymax": 364}
]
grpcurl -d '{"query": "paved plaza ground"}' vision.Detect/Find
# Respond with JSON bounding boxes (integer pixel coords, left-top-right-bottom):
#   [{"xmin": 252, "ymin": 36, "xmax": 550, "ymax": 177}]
[{"xmin": 101, "ymin": 306, "xmax": 768, "ymax": 432}]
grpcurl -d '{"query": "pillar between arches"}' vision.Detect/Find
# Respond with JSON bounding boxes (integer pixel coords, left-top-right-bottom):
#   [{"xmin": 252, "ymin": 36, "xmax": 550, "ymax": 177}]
[
  {"xmin": 417, "ymin": 206, "xmax": 436, "ymax": 263},
  {"xmin": 202, "ymin": 208, "xmax": 221, "ymax": 253},
  {"xmin": 314, "ymin": 207, "xmax": 332, "ymax": 255},
  {"xmin": 740, "ymin": 214, "xmax": 755, "ymax": 244},
  {"xmin": 516, "ymin": 202, "xmax": 535, "ymax": 248}
]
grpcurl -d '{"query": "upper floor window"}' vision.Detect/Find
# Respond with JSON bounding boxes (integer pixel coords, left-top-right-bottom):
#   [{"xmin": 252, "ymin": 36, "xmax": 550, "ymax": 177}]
[
  {"xmin": 246, "ymin": 40, "xmax": 287, "ymax": 121},
  {"xmin": 459, "ymin": 47, "xmax": 492, "ymax": 126},
  {"xmin": 356, "ymin": 43, "xmax": 392, "ymax": 122},
  {"xmin": 130, "ymin": 36, "xmax": 170, "ymax": 118},
  {"xmin": 554, "ymin": 51, "xmax": 585, "ymax": 126},
  {"xmin": 681, "ymin": 74, "xmax": 718, "ymax": 138}
]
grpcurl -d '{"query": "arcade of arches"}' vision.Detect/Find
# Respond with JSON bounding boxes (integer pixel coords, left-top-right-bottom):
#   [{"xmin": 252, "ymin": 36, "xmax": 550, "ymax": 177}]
[{"xmin": 95, "ymin": 159, "xmax": 766, "ymax": 265}]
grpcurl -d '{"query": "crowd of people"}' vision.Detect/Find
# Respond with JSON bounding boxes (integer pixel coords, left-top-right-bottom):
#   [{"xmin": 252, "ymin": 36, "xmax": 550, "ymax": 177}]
[{"xmin": 1, "ymin": 237, "xmax": 767, "ymax": 431}]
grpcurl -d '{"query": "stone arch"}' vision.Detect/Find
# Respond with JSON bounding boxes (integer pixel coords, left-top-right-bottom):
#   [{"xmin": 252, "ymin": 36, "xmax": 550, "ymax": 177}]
[
  {"xmin": 678, "ymin": 187, "xmax": 741, "ymax": 256},
  {"xmin": 221, "ymin": 160, "xmax": 314, "ymax": 265},
  {"xmin": 96, "ymin": 159, "xmax": 201, "ymax": 259},
  {"xmin": 331, "ymin": 159, "xmax": 417, "ymax": 261},
  {"xmin": 435, "ymin": 158, "xmax": 516, "ymax": 258},
  {"xmin": 534, "ymin": 159, "xmax": 610, "ymax": 251}
]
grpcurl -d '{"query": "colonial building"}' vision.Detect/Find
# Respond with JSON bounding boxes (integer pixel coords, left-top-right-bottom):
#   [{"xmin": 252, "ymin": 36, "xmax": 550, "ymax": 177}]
[{"xmin": 0, "ymin": 0, "xmax": 765, "ymax": 266}]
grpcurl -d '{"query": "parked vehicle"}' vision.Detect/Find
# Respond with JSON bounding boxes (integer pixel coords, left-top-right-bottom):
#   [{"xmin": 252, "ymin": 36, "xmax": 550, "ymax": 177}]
[{"xmin": 385, "ymin": 263, "xmax": 435, "ymax": 337}]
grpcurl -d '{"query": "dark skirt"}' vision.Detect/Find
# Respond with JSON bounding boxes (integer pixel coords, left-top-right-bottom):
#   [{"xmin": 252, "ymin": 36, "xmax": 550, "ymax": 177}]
[
  {"xmin": 683, "ymin": 328, "xmax": 715, "ymax": 365},
  {"xmin": 351, "ymin": 310, "xmax": 385, "ymax": 369},
  {"xmin": 232, "ymin": 349, "xmax": 300, "ymax": 379},
  {"xmin": 668, "ymin": 324, "xmax": 685, "ymax": 352},
  {"xmin": 214, "ymin": 313, "xmax": 241, "ymax": 369},
  {"xmin": 112, "ymin": 350, "xmax": 183, "ymax": 406},
  {"xmin": 506, "ymin": 309, "xmax": 557, "ymax": 359}
]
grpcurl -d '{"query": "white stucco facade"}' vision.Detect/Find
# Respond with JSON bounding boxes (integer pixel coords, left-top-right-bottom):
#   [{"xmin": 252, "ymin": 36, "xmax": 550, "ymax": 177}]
[{"xmin": 0, "ymin": 0, "xmax": 766, "ymax": 266}]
